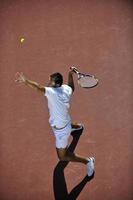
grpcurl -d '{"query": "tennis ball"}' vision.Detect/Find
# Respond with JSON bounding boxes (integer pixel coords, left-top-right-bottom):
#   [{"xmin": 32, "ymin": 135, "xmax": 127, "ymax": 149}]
[{"xmin": 20, "ymin": 38, "xmax": 25, "ymax": 43}]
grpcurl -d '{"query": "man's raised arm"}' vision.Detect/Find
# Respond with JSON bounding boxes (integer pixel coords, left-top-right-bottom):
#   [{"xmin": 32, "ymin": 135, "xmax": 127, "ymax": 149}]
[
  {"xmin": 68, "ymin": 69, "xmax": 75, "ymax": 92},
  {"xmin": 15, "ymin": 72, "xmax": 45, "ymax": 93},
  {"xmin": 25, "ymin": 79, "xmax": 45, "ymax": 92}
]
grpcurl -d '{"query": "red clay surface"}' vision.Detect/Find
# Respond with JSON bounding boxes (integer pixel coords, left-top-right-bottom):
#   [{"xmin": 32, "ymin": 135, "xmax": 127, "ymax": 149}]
[{"xmin": 0, "ymin": 1, "xmax": 132, "ymax": 200}]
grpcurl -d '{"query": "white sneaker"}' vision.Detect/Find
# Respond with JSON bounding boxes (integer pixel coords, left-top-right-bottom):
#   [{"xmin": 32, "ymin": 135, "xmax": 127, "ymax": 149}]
[
  {"xmin": 71, "ymin": 124, "xmax": 84, "ymax": 133},
  {"xmin": 87, "ymin": 157, "xmax": 95, "ymax": 177}
]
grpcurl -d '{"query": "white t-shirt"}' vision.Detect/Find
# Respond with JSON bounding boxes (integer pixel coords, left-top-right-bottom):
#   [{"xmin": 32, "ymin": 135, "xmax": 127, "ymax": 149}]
[{"xmin": 44, "ymin": 84, "xmax": 72, "ymax": 128}]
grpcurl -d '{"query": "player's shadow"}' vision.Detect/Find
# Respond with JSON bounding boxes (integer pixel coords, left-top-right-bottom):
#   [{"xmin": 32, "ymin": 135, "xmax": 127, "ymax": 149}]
[{"xmin": 53, "ymin": 129, "xmax": 95, "ymax": 200}]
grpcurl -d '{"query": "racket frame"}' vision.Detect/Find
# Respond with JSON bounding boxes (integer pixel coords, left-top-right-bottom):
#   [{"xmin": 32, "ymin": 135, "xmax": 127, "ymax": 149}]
[{"xmin": 71, "ymin": 66, "xmax": 99, "ymax": 88}]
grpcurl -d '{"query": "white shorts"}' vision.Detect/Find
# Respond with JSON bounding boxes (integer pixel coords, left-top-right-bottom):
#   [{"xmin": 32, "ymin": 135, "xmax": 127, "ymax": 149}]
[{"xmin": 51, "ymin": 122, "xmax": 72, "ymax": 149}]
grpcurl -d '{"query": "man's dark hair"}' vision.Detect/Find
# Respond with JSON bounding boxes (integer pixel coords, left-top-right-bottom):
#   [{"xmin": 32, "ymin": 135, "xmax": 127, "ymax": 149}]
[{"xmin": 50, "ymin": 72, "xmax": 63, "ymax": 87}]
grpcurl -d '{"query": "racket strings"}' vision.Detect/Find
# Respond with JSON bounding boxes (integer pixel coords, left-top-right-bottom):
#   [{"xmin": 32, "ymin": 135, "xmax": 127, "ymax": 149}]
[{"xmin": 78, "ymin": 76, "xmax": 98, "ymax": 88}]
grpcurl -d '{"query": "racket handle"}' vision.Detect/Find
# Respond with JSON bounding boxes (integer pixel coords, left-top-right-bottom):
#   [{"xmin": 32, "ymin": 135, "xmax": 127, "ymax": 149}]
[{"xmin": 70, "ymin": 66, "xmax": 79, "ymax": 74}]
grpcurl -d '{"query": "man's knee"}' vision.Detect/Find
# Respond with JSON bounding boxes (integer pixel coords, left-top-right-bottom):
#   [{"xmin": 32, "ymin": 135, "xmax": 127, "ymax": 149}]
[
  {"xmin": 58, "ymin": 153, "xmax": 67, "ymax": 161},
  {"xmin": 59, "ymin": 155, "xmax": 66, "ymax": 161},
  {"xmin": 57, "ymin": 151, "xmax": 75, "ymax": 161},
  {"xmin": 56, "ymin": 148, "xmax": 67, "ymax": 161}
]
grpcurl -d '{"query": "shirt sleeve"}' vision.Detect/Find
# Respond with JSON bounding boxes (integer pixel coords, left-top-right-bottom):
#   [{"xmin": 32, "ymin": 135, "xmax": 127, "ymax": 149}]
[
  {"xmin": 64, "ymin": 85, "xmax": 73, "ymax": 96},
  {"xmin": 44, "ymin": 87, "xmax": 53, "ymax": 97}
]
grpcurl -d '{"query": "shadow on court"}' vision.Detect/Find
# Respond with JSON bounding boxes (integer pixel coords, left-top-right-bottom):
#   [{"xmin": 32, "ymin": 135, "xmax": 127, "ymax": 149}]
[{"xmin": 53, "ymin": 129, "xmax": 95, "ymax": 200}]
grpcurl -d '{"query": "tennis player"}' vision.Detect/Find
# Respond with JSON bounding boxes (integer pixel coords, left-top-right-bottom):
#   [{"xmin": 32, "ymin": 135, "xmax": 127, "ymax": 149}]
[{"xmin": 15, "ymin": 68, "xmax": 95, "ymax": 176}]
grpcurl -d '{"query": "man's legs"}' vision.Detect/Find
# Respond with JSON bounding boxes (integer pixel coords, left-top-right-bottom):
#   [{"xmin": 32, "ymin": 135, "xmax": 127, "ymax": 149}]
[
  {"xmin": 53, "ymin": 122, "xmax": 95, "ymax": 176},
  {"xmin": 56, "ymin": 147, "xmax": 88, "ymax": 164},
  {"xmin": 55, "ymin": 123, "xmax": 90, "ymax": 164},
  {"xmin": 56, "ymin": 147, "xmax": 95, "ymax": 177}
]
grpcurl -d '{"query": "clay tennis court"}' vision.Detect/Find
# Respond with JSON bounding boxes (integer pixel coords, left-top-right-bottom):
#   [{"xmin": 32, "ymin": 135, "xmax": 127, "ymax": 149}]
[{"xmin": 0, "ymin": 1, "xmax": 132, "ymax": 200}]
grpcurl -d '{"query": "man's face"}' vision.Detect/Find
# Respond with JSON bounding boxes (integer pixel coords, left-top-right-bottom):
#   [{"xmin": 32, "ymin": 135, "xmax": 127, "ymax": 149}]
[{"xmin": 47, "ymin": 77, "xmax": 55, "ymax": 87}]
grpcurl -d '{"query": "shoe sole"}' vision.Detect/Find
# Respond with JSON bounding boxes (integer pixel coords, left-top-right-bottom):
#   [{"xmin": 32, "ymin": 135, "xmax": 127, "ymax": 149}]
[{"xmin": 87, "ymin": 157, "xmax": 95, "ymax": 177}]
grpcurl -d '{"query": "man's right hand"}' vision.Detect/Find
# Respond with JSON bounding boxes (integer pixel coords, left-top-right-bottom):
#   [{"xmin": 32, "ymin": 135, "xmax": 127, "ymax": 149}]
[{"xmin": 70, "ymin": 66, "xmax": 79, "ymax": 74}]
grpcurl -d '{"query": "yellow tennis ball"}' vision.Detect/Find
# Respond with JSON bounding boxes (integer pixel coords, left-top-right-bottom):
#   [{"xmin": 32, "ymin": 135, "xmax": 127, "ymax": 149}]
[{"xmin": 20, "ymin": 38, "xmax": 25, "ymax": 43}]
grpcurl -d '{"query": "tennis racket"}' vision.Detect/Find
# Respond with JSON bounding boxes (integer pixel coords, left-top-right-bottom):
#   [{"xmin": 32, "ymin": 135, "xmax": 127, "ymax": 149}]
[{"xmin": 70, "ymin": 66, "xmax": 98, "ymax": 88}]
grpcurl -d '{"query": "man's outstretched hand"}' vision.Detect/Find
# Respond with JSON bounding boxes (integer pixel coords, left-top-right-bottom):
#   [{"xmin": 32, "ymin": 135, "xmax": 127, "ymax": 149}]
[
  {"xmin": 15, "ymin": 72, "xmax": 45, "ymax": 92},
  {"xmin": 15, "ymin": 72, "xmax": 27, "ymax": 84}
]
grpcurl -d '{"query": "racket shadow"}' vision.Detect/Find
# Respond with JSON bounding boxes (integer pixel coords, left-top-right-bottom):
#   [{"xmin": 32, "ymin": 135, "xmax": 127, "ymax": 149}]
[{"xmin": 53, "ymin": 129, "xmax": 95, "ymax": 200}]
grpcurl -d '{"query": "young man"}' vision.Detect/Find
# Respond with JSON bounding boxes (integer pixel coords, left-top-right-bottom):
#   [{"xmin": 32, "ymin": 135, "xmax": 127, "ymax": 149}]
[{"xmin": 15, "ymin": 68, "xmax": 95, "ymax": 176}]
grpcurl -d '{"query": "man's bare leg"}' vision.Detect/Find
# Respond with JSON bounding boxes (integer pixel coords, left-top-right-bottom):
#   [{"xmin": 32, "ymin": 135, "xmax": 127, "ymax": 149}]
[{"xmin": 56, "ymin": 147, "xmax": 88, "ymax": 164}]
